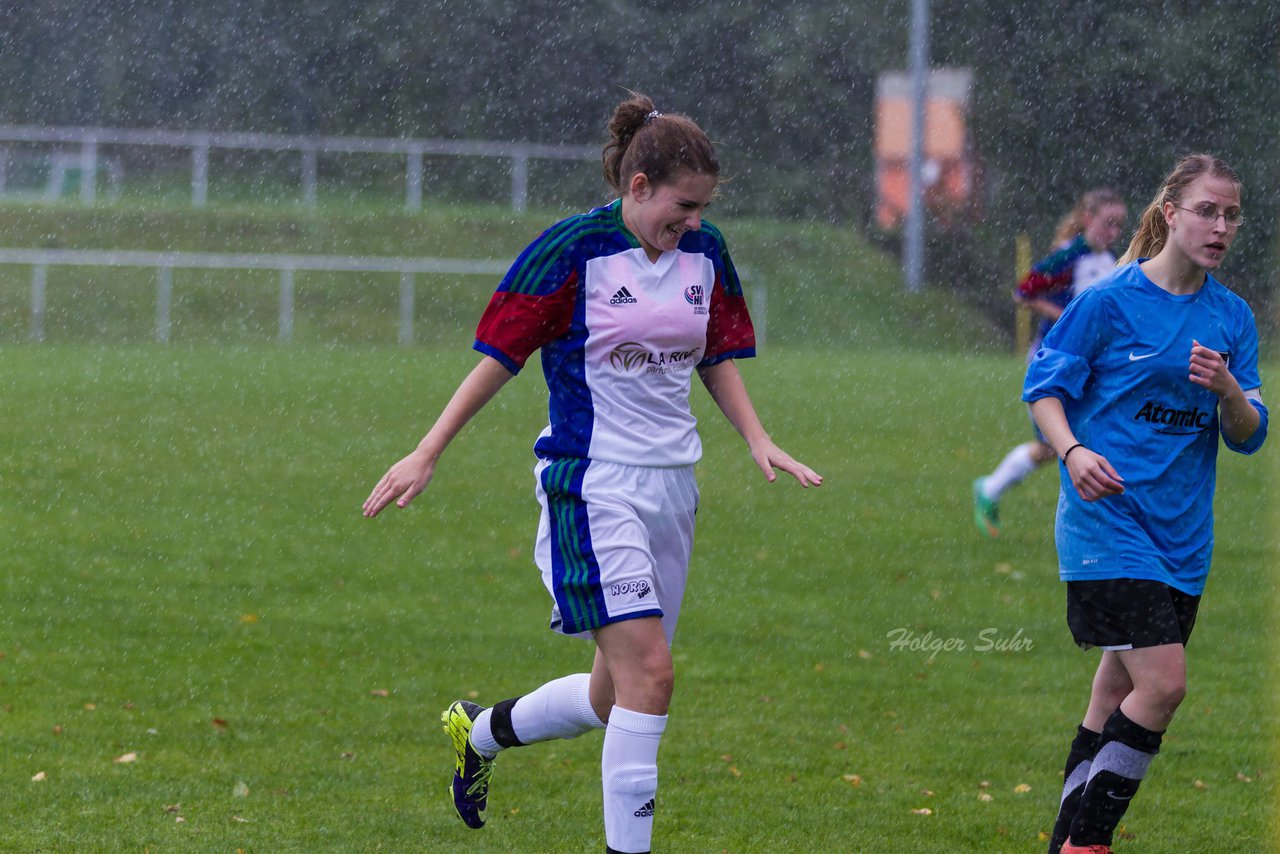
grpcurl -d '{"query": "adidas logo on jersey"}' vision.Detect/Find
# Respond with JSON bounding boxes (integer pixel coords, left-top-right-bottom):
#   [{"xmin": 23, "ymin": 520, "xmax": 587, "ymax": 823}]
[
  {"xmin": 633, "ymin": 798, "xmax": 655, "ymax": 818},
  {"xmin": 609, "ymin": 286, "xmax": 638, "ymax": 305}
]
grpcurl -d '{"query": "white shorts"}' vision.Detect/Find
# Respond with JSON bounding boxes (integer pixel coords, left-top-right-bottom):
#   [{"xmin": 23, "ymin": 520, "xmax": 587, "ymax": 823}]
[{"xmin": 533, "ymin": 457, "xmax": 698, "ymax": 643}]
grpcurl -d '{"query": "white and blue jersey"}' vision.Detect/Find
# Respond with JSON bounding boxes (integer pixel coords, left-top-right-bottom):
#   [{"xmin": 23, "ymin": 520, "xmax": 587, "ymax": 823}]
[
  {"xmin": 1016, "ymin": 234, "xmax": 1117, "ymax": 352},
  {"xmin": 474, "ymin": 199, "xmax": 755, "ymax": 467},
  {"xmin": 1023, "ymin": 261, "xmax": 1268, "ymax": 595},
  {"xmin": 474, "ymin": 199, "xmax": 755, "ymax": 636}
]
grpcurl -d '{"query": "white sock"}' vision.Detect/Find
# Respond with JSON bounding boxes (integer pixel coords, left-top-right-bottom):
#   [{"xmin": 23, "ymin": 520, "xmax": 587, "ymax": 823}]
[
  {"xmin": 602, "ymin": 705, "xmax": 666, "ymax": 854},
  {"xmin": 983, "ymin": 442, "xmax": 1039, "ymax": 500},
  {"xmin": 470, "ymin": 673, "xmax": 603, "ymax": 757},
  {"xmin": 511, "ymin": 672, "xmax": 604, "ymax": 742}
]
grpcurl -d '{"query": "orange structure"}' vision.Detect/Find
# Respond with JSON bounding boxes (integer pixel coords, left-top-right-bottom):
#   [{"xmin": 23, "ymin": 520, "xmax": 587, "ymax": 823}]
[{"xmin": 874, "ymin": 68, "xmax": 978, "ymax": 230}]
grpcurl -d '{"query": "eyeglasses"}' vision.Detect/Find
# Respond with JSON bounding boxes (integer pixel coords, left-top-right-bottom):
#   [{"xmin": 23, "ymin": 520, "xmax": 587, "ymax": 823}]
[{"xmin": 1174, "ymin": 204, "xmax": 1245, "ymax": 227}]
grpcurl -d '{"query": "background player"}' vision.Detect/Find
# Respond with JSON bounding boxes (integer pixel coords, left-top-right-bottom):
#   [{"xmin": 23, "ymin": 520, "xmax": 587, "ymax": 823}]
[
  {"xmin": 973, "ymin": 188, "xmax": 1127, "ymax": 537},
  {"xmin": 1023, "ymin": 154, "xmax": 1266, "ymax": 854},
  {"xmin": 362, "ymin": 92, "xmax": 821, "ymax": 854}
]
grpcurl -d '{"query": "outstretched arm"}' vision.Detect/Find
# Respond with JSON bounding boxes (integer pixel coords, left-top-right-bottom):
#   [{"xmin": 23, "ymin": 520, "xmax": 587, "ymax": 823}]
[
  {"xmin": 362, "ymin": 356, "xmax": 515, "ymax": 517},
  {"xmin": 697, "ymin": 360, "xmax": 822, "ymax": 487}
]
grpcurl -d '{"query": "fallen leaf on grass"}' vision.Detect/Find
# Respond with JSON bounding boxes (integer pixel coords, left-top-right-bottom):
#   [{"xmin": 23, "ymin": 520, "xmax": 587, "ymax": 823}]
[
  {"xmin": 369, "ymin": 689, "xmax": 390, "ymax": 698},
  {"xmin": 1237, "ymin": 772, "xmax": 1254, "ymax": 783},
  {"xmin": 31, "ymin": 771, "xmax": 46, "ymax": 782},
  {"xmin": 978, "ymin": 792, "xmax": 993, "ymax": 802},
  {"xmin": 114, "ymin": 752, "xmax": 138, "ymax": 764},
  {"xmin": 1013, "ymin": 783, "xmax": 1031, "ymax": 794},
  {"xmin": 1193, "ymin": 779, "xmax": 1207, "ymax": 790},
  {"xmin": 911, "ymin": 807, "xmax": 933, "ymax": 816},
  {"xmin": 211, "ymin": 718, "xmax": 230, "ymax": 732},
  {"xmin": 841, "ymin": 774, "xmax": 862, "ymax": 787},
  {"xmin": 239, "ymin": 614, "xmax": 259, "ymax": 624},
  {"xmin": 164, "ymin": 804, "xmax": 182, "ymax": 814},
  {"xmin": 233, "ymin": 781, "xmax": 250, "ymax": 797}
]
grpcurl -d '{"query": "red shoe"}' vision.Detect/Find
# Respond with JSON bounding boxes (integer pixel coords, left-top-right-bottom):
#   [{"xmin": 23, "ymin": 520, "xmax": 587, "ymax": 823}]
[{"xmin": 1061, "ymin": 841, "xmax": 1112, "ymax": 854}]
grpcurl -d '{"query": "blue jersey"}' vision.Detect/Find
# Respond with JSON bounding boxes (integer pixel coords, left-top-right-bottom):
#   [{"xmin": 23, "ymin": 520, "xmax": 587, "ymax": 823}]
[{"xmin": 1023, "ymin": 261, "xmax": 1268, "ymax": 594}]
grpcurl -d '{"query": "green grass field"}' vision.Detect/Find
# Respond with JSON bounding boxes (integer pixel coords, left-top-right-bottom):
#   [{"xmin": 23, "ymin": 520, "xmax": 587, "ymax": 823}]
[{"xmin": 1, "ymin": 343, "xmax": 1274, "ymax": 852}]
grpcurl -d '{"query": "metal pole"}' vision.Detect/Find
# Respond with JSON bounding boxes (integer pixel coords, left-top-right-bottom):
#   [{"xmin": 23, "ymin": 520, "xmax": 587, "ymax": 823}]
[
  {"xmin": 30, "ymin": 264, "xmax": 46, "ymax": 342},
  {"xmin": 279, "ymin": 268, "xmax": 295, "ymax": 342},
  {"xmin": 904, "ymin": 0, "xmax": 929, "ymax": 292},
  {"xmin": 156, "ymin": 266, "xmax": 173, "ymax": 343},
  {"xmin": 511, "ymin": 154, "xmax": 528, "ymax": 214},
  {"xmin": 406, "ymin": 150, "xmax": 423, "ymax": 211},
  {"xmin": 192, "ymin": 142, "xmax": 209, "ymax": 208},
  {"xmin": 301, "ymin": 148, "xmax": 318, "ymax": 206},
  {"xmin": 398, "ymin": 272, "xmax": 414, "ymax": 346},
  {"xmin": 79, "ymin": 135, "xmax": 98, "ymax": 205}
]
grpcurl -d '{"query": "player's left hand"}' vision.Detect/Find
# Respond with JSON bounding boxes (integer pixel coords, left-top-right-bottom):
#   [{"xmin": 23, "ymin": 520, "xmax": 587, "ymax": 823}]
[
  {"xmin": 749, "ymin": 439, "xmax": 823, "ymax": 487},
  {"xmin": 1188, "ymin": 340, "xmax": 1239, "ymax": 397}
]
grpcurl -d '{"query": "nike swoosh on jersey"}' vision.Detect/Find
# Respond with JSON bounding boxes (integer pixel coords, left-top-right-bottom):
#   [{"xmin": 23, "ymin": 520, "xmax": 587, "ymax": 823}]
[{"xmin": 1128, "ymin": 351, "xmax": 1159, "ymax": 361}]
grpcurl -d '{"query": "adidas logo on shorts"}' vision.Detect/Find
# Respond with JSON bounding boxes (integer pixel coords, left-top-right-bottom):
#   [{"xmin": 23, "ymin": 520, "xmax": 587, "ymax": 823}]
[
  {"xmin": 633, "ymin": 798, "xmax": 655, "ymax": 818},
  {"xmin": 609, "ymin": 286, "xmax": 638, "ymax": 305}
]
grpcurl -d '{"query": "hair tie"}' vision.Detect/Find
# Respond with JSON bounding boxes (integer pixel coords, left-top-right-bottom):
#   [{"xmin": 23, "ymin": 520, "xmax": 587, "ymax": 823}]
[{"xmin": 643, "ymin": 110, "xmax": 661, "ymax": 125}]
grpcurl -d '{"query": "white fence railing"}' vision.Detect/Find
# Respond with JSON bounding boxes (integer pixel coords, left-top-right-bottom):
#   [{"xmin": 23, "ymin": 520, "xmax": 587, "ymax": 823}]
[
  {"xmin": 0, "ymin": 124, "xmax": 598, "ymax": 212},
  {"xmin": 0, "ymin": 247, "xmax": 768, "ymax": 348},
  {"xmin": 0, "ymin": 247, "xmax": 508, "ymax": 345}
]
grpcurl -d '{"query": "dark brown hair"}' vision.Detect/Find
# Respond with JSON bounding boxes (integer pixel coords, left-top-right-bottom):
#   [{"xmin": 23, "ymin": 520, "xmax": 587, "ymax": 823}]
[
  {"xmin": 1118, "ymin": 154, "xmax": 1242, "ymax": 264},
  {"xmin": 601, "ymin": 92, "xmax": 719, "ymax": 194}
]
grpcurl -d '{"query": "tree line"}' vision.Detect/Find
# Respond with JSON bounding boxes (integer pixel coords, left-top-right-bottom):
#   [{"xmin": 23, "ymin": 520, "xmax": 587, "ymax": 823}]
[{"xmin": 1, "ymin": 0, "xmax": 1276, "ymax": 314}]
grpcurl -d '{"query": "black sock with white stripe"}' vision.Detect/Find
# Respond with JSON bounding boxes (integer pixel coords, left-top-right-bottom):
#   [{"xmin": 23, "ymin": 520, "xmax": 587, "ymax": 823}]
[
  {"xmin": 1047, "ymin": 724, "xmax": 1101, "ymax": 854},
  {"xmin": 1067, "ymin": 709, "xmax": 1163, "ymax": 847}
]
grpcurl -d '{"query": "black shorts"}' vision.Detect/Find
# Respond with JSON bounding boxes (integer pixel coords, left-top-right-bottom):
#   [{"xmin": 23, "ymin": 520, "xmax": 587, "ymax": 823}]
[{"xmin": 1066, "ymin": 578, "xmax": 1200, "ymax": 651}]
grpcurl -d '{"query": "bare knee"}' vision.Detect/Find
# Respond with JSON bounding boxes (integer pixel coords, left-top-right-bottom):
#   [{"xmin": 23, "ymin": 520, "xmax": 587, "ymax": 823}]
[
  {"xmin": 633, "ymin": 648, "xmax": 674, "ymax": 708},
  {"xmin": 1029, "ymin": 441, "xmax": 1057, "ymax": 465},
  {"xmin": 1148, "ymin": 674, "xmax": 1186, "ymax": 711}
]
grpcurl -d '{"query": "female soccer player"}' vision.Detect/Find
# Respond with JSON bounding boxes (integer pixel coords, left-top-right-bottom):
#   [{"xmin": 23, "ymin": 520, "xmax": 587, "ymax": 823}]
[
  {"xmin": 362, "ymin": 93, "xmax": 821, "ymax": 853},
  {"xmin": 1023, "ymin": 154, "xmax": 1267, "ymax": 854},
  {"xmin": 972, "ymin": 188, "xmax": 1126, "ymax": 537}
]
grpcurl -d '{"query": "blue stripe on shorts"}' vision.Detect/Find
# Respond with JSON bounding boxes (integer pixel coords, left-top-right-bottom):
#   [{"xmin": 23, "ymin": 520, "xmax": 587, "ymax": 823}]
[{"xmin": 541, "ymin": 458, "xmax": 607, "ymax": 634}]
